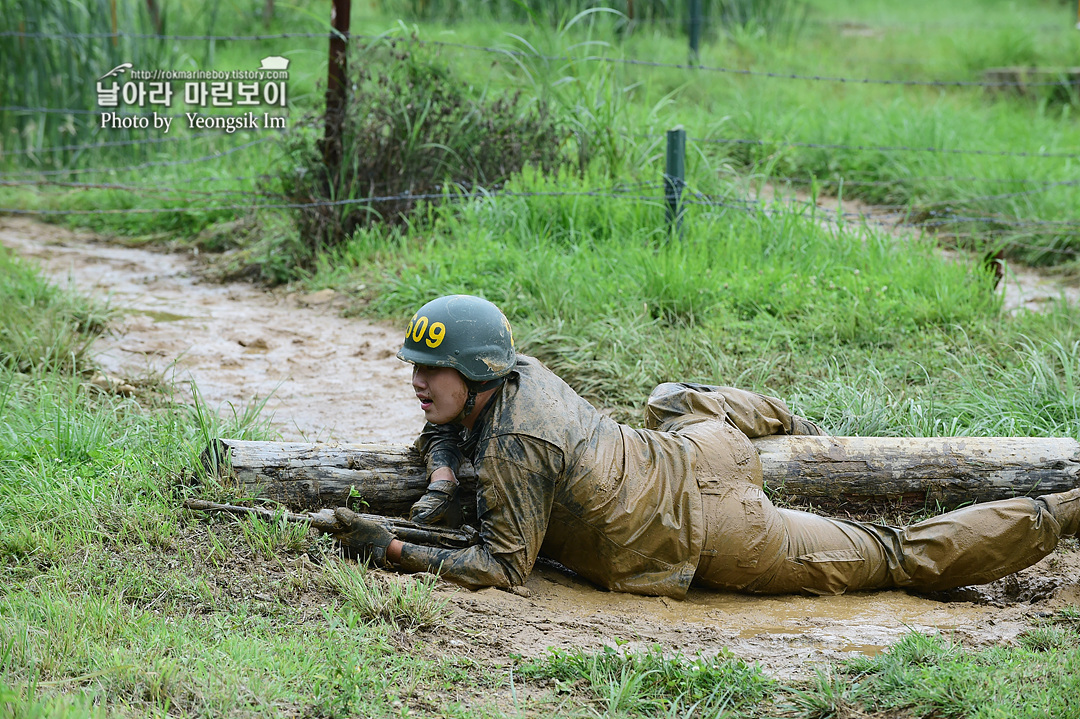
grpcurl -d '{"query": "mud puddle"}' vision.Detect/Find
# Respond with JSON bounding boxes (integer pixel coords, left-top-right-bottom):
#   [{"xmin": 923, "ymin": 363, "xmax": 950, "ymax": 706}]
[
  {"xmin": 0, "ymin": 217, "xmax": 423, "ymax": 444},
  {"xmin": 4, "ymin": 216, "xmax": 1079, "ymax": 679},
  {"xmin": 437, "ymin": 550, "xmax": 1080, "ymax": 680}
]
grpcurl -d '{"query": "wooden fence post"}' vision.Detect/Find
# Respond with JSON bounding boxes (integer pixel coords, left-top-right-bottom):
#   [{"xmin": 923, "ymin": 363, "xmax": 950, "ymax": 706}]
[
  {"xmin": 146, "ymin": 0, "xmax": 162, "ymax": 34},
  {"xmin": 323, "ymin": 0, "xmax": 351, "ymax": 176}
]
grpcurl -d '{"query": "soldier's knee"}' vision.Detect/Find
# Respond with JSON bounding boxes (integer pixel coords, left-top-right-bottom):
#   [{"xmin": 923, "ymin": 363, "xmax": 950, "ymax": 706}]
[{"xmin": 644, "ymin": 382, "xmax": 696, "ymax": 429}]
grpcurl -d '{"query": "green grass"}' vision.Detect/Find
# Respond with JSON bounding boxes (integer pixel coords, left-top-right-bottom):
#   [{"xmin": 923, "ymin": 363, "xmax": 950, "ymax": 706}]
[
  {"xmin": 3, "ymin": 3, "xmax": 1080, "ymax": 713},
  {"xmin": 3, "ymin": 163, "xmax": 1080, "ymax": 718},
  {"xmin": 0, "ymin": 247, "xmax": 109, "ymax": 374},
  {"xmin": 0, "ymin": 254, "xmax": 504, "ymax": 717},
  {"xmin": 518, "ymin": 619, "xmax": 1080, "ymax": 718},
  {"xmin": 4, "ymin": 0, "xmax": 1080, "ymax": 262},
  {"xmin": 519, "ymin": 645, "xmax": 776, "ymax": 717},
  {"xmin": 306, "ymin": 167, "xmax": 1080, "ymax": 439},
  {"xmin": 832, "ymin": 628, "xmax": 1080, "ymax": 718},
  {"xmin": 389, "ymin": 7, "xmax": 1080, "ymax": 263}
]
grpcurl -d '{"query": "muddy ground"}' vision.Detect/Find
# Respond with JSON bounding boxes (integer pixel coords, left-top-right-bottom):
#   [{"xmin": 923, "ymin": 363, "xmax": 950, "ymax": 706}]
[
  {"xmin": 0, "ymin": 217, "xmax": 423, "ymax": 445},
  {"xmin": 3, "ymin": 216, "xmax": 1079, "ymax": 680}
]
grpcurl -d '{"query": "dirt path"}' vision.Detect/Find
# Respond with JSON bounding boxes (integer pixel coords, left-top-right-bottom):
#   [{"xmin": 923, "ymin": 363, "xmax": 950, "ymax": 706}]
[
  {"xmin": 0, "ymin": 217, "xmax": 423, "ymax": 444},
  {"xmin": 4, "ymin": 216, "xmax": 1078, "ymax": 679}
]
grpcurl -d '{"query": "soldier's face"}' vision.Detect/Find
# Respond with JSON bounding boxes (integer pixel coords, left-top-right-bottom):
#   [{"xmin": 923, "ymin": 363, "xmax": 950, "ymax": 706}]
[{"xmin": 412, "ymin": 365, "xmax": 468, "ymax": 424}]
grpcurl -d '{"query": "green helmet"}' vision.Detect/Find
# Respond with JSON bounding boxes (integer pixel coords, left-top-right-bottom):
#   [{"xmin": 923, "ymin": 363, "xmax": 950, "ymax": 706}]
[{"xmin": 396, "ymin": 295, "xmax": 516, "ymax": 381}]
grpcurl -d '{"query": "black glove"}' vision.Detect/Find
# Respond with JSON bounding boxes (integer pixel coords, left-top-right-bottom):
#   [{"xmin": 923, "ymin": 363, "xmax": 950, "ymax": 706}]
[
  {"xmin": 334, "ymin": 507, "xmax": 395, "ymax": 566},
  {"xmin": 409, "ymin": 479, "xmax": 459, "ymax": 525}
]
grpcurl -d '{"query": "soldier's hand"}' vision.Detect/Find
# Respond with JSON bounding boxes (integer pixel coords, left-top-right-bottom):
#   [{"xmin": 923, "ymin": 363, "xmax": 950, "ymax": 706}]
[
  {"xmin": 409, "ymin": 479, "xmax": 459, "ymax": 525},
  {"xmin": 334, "ymin": 507, "xmax": 395, "ymax": 566}
]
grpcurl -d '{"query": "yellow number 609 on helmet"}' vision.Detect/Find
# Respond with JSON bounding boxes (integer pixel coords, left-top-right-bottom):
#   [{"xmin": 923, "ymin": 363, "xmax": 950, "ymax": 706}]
[{"xmin": 397, "ymin": 295, "xmax": 516, "ymax": 381}]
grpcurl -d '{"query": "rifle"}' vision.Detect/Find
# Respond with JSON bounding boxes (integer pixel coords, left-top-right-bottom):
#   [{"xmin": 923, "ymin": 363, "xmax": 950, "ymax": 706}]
[{"xmin": 182, "ymin": 498, "xmax": 480, "ymax": 549}]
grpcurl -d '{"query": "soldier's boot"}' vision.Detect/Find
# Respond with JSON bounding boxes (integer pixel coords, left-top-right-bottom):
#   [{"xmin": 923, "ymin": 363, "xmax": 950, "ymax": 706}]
[{"xmin": 1039, "ymin": 487, "xmax": 1080, "ymax": 537}]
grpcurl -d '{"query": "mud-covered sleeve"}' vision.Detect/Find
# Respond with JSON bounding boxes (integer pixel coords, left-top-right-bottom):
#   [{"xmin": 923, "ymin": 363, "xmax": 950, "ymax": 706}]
[
  {"xmin": 414, "ymin": 422, "xmax": 465, "ymax": 480},
  {"xmin": 397, "ymin": 435, "xmax": 561, "ymax": 589}
]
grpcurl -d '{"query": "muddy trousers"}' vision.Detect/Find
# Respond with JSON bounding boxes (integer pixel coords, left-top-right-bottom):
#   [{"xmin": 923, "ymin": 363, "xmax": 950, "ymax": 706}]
[
  {"xmin": 692, "ymin": 483, "xmax": 1070, "ymax": 595},
  {"xmin": 642, "ymin": 381, "xmax": 1078, "ymax": 595}
]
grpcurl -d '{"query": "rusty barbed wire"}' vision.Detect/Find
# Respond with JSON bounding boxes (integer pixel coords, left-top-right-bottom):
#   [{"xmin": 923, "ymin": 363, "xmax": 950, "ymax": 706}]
[
  {"xmin": 687, "ymin": 135, "xmax": 1080, "ymax": 160},
  {"xmin": 763, "ymin": 174, "xmax": 1079, "ymax": 188},
  {"xmin": 0, "ymin": 31, "xmax": 335, "ymax": 40},
  {"xmin": 0, "ymin": 187, "xmax": 668, "ymax": 216},
  {"xmin": 3, "ymin": 182, "xmax": 1076, "ymax": 255},
  {"xmin": 0, "ymin": 178, "xmax": 273, "ymax": 198},
  {"xmin": 682, "ymin": 186, "xmax": 1080, "ymax": 245},
  {"xmin": 763, "ymin": 176, "xmax": 1080, "ymax": 205}
]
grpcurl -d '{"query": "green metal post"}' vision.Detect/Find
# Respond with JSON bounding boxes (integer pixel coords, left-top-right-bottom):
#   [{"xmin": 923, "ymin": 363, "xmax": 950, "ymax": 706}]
[
  {"xmin": 688, "ymin": 0, "xmax": 702, "ymax": 64},
  {"xmin": 665, "ymin": 126, "xmax": 686, "ymax": 236}
]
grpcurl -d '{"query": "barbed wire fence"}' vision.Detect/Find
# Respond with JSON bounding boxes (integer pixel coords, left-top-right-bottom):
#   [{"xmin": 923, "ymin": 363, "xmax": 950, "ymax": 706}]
[{"xmin": 2, "ymin": 15, "xmax": 1078, "ymax": 262}]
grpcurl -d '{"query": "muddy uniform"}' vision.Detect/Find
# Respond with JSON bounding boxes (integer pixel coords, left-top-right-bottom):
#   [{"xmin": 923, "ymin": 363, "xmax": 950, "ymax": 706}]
[{"xmin": 398, "ymin": 355, "xmax": 1079, "ymax": 597}]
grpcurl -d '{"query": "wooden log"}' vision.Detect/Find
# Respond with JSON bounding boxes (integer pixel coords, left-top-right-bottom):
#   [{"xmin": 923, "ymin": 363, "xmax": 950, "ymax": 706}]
[
  {"xmin": 754, "ymin": 436, "xmax": 1079, "ymax": 511},
  {"xmin": 205, "ymin": 435, "xmax": 1080, "ymax": 516},
  {"xmin": 203, "ymin": 439, "xmax": 478, "ymax": 520}
]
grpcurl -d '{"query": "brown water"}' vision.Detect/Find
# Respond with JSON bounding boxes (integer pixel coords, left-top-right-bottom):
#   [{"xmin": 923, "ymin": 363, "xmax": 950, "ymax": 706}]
[
  {"xmin": 444, "ymin": 559, "xmax": 1080, "ymax": 679},
  {"xmin": 0, "ymin": 217, "xmax": 423, "ymax": 444}
]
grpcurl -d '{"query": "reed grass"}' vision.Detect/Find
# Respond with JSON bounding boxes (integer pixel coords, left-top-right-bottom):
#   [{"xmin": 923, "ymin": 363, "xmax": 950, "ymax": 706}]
[
  {"xmin": 0, "ymin": 0, "xmax": 179, "ymax": 167},
  {"xmin": 374, "ymin": 0, "xmax": 806, "ymax": 39}
]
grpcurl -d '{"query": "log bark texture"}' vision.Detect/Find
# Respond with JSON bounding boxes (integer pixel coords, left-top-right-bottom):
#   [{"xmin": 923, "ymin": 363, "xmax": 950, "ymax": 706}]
[
  {"xmin": 206, "ymin": 435, "xmax": 1080, "ymax": 515},
  {"xmin": 753, "ymin": 436, "xmax": 1079, "ymax": 510},
  {"xmin": 204, "ymin": 440, "xmax": 478, "ymax": 520}
]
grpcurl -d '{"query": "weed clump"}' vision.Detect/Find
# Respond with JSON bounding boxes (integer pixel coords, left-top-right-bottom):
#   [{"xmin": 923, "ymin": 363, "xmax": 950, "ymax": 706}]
[
  {"xmin": 0, "ymin": 249, "xmax": 108, "ymax": 374},
  {"xmin": 324, "ymin": 560, "xmax": 448, "ymax": 630},
  {"xmin": 276, "ymin": 36, "xmax": 569, "ymax": 261},
  {"xmin": 520, "ymin": 645, "xmax": 774, "ymax": 716}
]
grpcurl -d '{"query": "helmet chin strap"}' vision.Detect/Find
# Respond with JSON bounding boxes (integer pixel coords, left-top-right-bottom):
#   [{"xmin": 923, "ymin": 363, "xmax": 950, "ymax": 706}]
[{"xmin": 452, "ymin": 377, "xmax": 506, "ymax": 424}]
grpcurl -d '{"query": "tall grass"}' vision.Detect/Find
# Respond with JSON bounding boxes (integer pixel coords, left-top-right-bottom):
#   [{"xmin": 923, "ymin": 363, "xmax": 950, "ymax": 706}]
[
  {"xmin": 386, "ymin": 9, "xmax": 1080, "ymax": 262},
  {"xmin": 0, "ymin": 258, "xmax": 477, "ymax": 716},
  {"xmin": 791, "ymin": 337, "xmax": 1080, "ymax": 440},
  {"xmin": 374, "ymin": 0, "xmax": 807, "ymax": 39},
  {"xmin": 0, "ymin": 0, "xmax": 181, "ymax": 167},
  {"xmin": 319, "ymin": 167, "xmax": 1006, "ymax": 416},
  {"xmin": 0, "ymin": 248, "xmax": 109, "ymax": 374},
  {"xmin": 324, "ymin": 561, "xmax": 448, "ymax": 629},
  {"xmin": 273, "ymin": 34, "xmax": 571, "ymax": 260}
]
